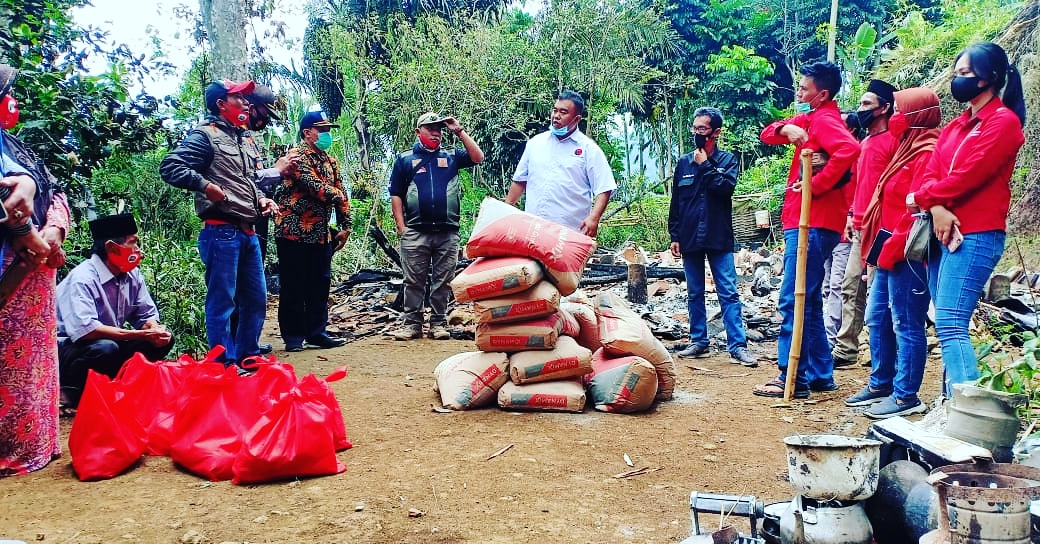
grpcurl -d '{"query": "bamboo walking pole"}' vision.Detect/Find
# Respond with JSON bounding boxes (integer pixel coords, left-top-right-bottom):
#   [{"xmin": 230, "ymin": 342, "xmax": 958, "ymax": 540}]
[{"xmin": 783, "ymin": 149, "xmax": 814, "ymax": 402}]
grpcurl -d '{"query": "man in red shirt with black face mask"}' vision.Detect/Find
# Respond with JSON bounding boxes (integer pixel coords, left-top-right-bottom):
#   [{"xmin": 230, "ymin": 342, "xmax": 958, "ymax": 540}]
[{"xmin": 753, "ymin": 62, "xmax": 861, "ymax": 399}]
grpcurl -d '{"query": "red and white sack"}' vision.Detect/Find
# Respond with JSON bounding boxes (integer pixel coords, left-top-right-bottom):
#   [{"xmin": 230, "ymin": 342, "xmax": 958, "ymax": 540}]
[
  {"xmin": 557, "ymin": 305, "xmax": 581, "ymax": 338},
  {"xmin": 560, "ymin": 301, "xmax": 600, "ymax": 352},
  {"xmin": 497, "ymin": 379, "xmax": 586, "ymax": 412},
  {"xmin": 451, "ymin": 256, "xmax": 544, "ymax": 303},
  {"xmin": 583, "ymin": 349, "xmax": 659, "ymax": 413},
  {"xmin": 473, "ymin": 281, "xmax": 560, "ymax": 324},
  {"xmin": 465, "ymin": 198, "xmax": 596, "ymax": 296},
  {"xmin": 475, "ymin": 312, "xmax": 565, "ymax": 352},
  {"xmin": 508, "ymin": 336, "xmax": 593, "ymax": 385},
  {"xmin": 433, "ymin": 351, "xmax": 510, "ymax": 410},
  {"xmin": 594, "ymin": 292, "xmax": 677, "ymax": 400}
]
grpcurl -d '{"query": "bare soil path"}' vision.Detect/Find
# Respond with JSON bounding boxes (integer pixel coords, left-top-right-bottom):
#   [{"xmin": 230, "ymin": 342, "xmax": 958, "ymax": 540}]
[{"xmin": 0, "ymin": 317, "xmax": 944, "ymax": 544}]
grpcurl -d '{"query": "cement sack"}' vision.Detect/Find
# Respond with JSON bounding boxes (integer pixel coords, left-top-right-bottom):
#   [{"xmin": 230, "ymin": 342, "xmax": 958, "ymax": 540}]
[
  {"xmin": 583, "ymin": 349, "xmax": 658, "ymax": 413},
  {"xmin": 465, "ymin": 198, "xmax": 596, "ymax": 296},
  {"xmin": 473, "ymin": 281, "xmax": 560, "ymax": 324},
  {"xmin": 433, "ymin": 351, "xmax": 510, "ymax": 410},
  {"xmin": 560, "ymin": 301, "xmax": 600, "ymax": 352},
  {"xmin": 558, "ymin": 305, "xmax": 581, "ymax": 338},
  {"xmin": 497, "ymin": 379, "xmax": 586, "ymax": 412},
  {"xmin": 508, "ymin": 336, "xmax": 593, "ymax": 385},
  {"xmin": 450, "ymin": 256, "xmax": 544, "ymax": 303},
  {"xmin": 594, "ymin": 292, "xmax": 677, "ymax": 400},
  {"xmin": 475, "ymin": 312, "xmax": 565, "ymax": 352}
]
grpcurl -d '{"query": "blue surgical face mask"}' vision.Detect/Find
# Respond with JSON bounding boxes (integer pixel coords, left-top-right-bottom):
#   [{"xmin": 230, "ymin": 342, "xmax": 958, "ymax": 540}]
[
  {"xmin": 794, "ymin": 102, "xmax": 812, "ymax": 114},
  {"xmin": 550, "ymin": 124, "xmax": 569, "ymax": 136},
  {"xmin": 316, "ymin": 131, "xmax": 333, "ymax": 150}
]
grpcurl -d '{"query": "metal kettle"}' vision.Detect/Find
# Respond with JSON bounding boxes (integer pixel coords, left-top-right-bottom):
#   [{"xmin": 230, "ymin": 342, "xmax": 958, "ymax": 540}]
[{"xmin": 779, "ymin": 495, "xmax": 873, "ymax": 544}]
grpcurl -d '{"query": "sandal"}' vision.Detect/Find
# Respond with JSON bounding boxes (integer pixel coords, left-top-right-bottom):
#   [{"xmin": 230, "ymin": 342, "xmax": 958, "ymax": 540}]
[
  {"xmin": 58, "ymin": 389, "xmax": 78, "ymax": 418},
  {"xmin": 753, "ymin": 379, "xmax": 809, "ymax": 399}
]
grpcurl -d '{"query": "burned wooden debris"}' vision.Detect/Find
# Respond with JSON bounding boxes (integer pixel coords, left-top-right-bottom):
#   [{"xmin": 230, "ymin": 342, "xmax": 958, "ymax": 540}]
[{"xmin": 315, "ymin": 243, "xmax": 786, "ymax": 349}]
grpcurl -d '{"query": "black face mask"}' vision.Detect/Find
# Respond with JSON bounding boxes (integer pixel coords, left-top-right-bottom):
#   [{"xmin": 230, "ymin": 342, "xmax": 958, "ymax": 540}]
[
  {"xmin": 855, "ymin": 108, "xmax": 877, "ymax": 130},
  {"xmin": 694, "ymin": 133, "xmax": 709, "ymax": 150},
  {"xmin": 951, "ymin": 75, "xmax": 988, "ymax": 103}
]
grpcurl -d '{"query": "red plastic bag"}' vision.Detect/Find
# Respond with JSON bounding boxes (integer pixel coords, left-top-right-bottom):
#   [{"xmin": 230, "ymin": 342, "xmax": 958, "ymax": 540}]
[
  {"xmin": 245, "ymin": 356, "xmax": 299, "ymax": 414},
  {"xmin": 147, "ymin": 360, "xmax": 229, "ymax": 457},
  {"xmin": 168, "ymin": 366, "xmax": 260, "ymax": 481},
  {"xmin": 312, "ymin": 367, "xmax": 350, "ymax": 451},
  {"xmin": 232, "ymin": 371, "xmax": 349, "ymax": 485},
  {"xmin": 68, "ymin": 370, "xmax": 147, "ymax": 481},
  {"xmin": 119, "ymin": 346, "xmax": 226, "ymax": 456},
  {"xmin": 167, "ymin": 357, "xmax": 299, "ymax": 481}
]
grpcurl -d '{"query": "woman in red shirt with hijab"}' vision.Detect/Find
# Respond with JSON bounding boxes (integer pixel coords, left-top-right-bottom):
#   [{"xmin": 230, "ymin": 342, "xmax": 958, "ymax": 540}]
[{"xmin": 845, "ymin": 87, "xmax": 940, "ymax": 418}]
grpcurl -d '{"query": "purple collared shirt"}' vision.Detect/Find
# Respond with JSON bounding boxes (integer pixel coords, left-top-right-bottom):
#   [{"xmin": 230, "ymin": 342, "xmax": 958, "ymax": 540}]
[{"xmin": 56, "ymin": 254, "xmax": 160, "ymax": 342}]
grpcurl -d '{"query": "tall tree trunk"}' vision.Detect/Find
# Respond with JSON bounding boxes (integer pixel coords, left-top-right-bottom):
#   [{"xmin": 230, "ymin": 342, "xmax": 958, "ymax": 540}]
[
  {"xmin": 623, "ymin": 113, "xmax": 631, "ymax": 182},
  {"xmin": 199, "ymin": 0, "xmax": 250, "ymax": 81}
]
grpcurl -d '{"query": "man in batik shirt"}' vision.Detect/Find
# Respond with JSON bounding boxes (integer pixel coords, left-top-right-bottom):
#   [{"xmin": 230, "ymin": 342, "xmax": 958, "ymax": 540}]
[{"xmin": 273, "ymin": 109, "xmax": 350, "ymax": 352}]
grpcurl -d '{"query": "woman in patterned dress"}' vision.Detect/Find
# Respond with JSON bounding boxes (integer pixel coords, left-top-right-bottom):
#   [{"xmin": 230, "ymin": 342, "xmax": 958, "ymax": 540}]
[{"xmin": 0, "ymin": 64, "xmax": 71, "ymax": 476}]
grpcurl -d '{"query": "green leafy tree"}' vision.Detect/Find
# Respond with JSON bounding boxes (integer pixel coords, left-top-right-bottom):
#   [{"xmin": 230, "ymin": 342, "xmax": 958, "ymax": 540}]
[
  {"xmin": 0, "ymin": 0, "xmax": 174, "ymax": 219},
  {"xmin": 703, "ymin": 44, "xmax": 779, "ymax": 164}
]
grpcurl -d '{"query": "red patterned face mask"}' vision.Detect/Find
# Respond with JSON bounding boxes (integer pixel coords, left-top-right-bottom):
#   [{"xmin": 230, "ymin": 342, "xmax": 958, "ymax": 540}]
[
  {"xmin": 0, "ymin": 95, "xmax": 19, "ymax": 130},
  {"xmin": 108, "ymin": 242, "xmax": 143, "ymax": 273}
]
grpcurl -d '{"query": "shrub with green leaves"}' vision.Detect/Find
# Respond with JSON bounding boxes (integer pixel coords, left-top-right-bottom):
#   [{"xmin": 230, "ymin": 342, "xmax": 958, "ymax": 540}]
[
  {"xmin": 598, "ymin": 195, "xmax": 671, "ymax": 252},
  {"xmin": 977, "ymin": 331, "xmax": 1040, "ymax": 420},
  {"xmin": 64, "ymin": 147, "xmax": 209, "ymax": 358},
  {"xmin": 734, "ymin": 148, "xmax": 793, "ymax": 213}
]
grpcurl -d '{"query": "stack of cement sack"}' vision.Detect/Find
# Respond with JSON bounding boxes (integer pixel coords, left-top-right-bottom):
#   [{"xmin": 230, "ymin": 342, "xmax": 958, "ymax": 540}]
[
  {"xmin": 588, "ymin": 291, "xmax": 677, "ymax": 411},
  {"xmin": 432, "ymin": 198, "xmax": 673, "ymax": 414}
]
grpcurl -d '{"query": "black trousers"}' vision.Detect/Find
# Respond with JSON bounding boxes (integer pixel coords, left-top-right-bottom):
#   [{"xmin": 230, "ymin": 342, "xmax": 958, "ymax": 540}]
[
  {"xmin": 276, "ymin": 238, "xmax": 334, "ymax": 343},
  {"xmin": 58, "ymin": 337, "xmax": 174, "ymax": 406}
]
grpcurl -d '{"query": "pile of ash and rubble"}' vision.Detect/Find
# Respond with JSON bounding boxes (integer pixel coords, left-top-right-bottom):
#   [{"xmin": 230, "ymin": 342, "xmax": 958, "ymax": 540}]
[
  {"xmin": 306, "ymin": 238, "xmax": 791, "ymax": 350},
  {"xmin": 295, "ymin": 231, "xmax": 1040, "ymax": 356}
]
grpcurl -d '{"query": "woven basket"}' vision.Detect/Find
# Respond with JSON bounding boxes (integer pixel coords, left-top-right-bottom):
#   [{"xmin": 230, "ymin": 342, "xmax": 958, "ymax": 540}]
[{"xmin": 731, "ymin": 200, "xmax": 780, "ymax": 249}]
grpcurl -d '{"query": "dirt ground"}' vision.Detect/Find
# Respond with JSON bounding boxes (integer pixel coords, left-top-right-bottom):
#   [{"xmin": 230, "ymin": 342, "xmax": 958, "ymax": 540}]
[{"xmin": 0, "ymin": 309, "xmax": 946, "ymax": 544}]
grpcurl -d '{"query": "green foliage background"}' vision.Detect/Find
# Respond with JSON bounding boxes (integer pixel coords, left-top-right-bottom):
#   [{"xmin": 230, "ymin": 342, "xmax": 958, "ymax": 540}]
[{"xmin": 5, "ymin": 0, "xmax": 1027, "ymax": 359}]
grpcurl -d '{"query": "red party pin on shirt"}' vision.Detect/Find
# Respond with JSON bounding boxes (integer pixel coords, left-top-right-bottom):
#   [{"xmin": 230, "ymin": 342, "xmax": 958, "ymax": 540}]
[{"xmin": 575, "ymin": 148, "xmax": 583, "ymax": 156}]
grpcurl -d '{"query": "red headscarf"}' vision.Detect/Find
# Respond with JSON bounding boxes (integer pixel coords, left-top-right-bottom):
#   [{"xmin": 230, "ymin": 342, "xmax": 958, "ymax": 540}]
[{"xmin": 860, "ymin": 87, "xmax": 942, "ymax": 266}]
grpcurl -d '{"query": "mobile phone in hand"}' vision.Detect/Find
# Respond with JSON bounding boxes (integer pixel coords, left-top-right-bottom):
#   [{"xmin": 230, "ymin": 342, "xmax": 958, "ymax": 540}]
[{"xmin": 947, "ymin": 225, "xmax": 964, "ymax": 253}]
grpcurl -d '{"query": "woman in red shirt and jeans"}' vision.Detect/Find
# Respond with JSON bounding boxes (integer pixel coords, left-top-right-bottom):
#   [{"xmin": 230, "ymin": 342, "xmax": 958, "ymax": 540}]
[
  {"xmin": 907, "ymin": 42, "xmax": 1026, "ymax": 397},
  {"xmin": 845, "ymin": 88, "xmax": 941, "ymax": 418}
]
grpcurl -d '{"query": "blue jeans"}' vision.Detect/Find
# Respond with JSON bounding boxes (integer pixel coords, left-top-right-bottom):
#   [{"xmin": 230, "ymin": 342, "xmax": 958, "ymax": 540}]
[
  {"xmin": 927, "ymin": 230, "xmax": 1005, "ymax": 397},
  {"xmin": 682, "ymin": 250, "xmax": 747, "ymax": 353},
  {"xmin": 777, "ymin": 228, "xmax": 840, "ymax": 390},
  {"xmin": 866, "ymin": 261, "xmax": 930, "ymax": 400},
  {"xmin": 197, "ymin": 223, "xmax": 266, "ymax": 363}
]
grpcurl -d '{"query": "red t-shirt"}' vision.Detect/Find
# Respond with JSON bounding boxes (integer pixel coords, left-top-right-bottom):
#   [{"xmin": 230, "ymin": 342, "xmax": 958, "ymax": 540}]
[
  {"xmin": 851, "ymin": 130, "xmax": 898, "ymax": 230},
  {"xmin": 915, "ymin": 97, "xmax": 1024, "ymax": 235},
  {"xmin": 761, "ymin": 101, "xmax": 861, "ymax": 233}
]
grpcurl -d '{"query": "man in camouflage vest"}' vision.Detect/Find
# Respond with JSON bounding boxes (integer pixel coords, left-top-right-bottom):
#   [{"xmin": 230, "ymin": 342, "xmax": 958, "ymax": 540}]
[{"xmin": 159, "ymin": 80, "xmax": 278, "ymax": 372}]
